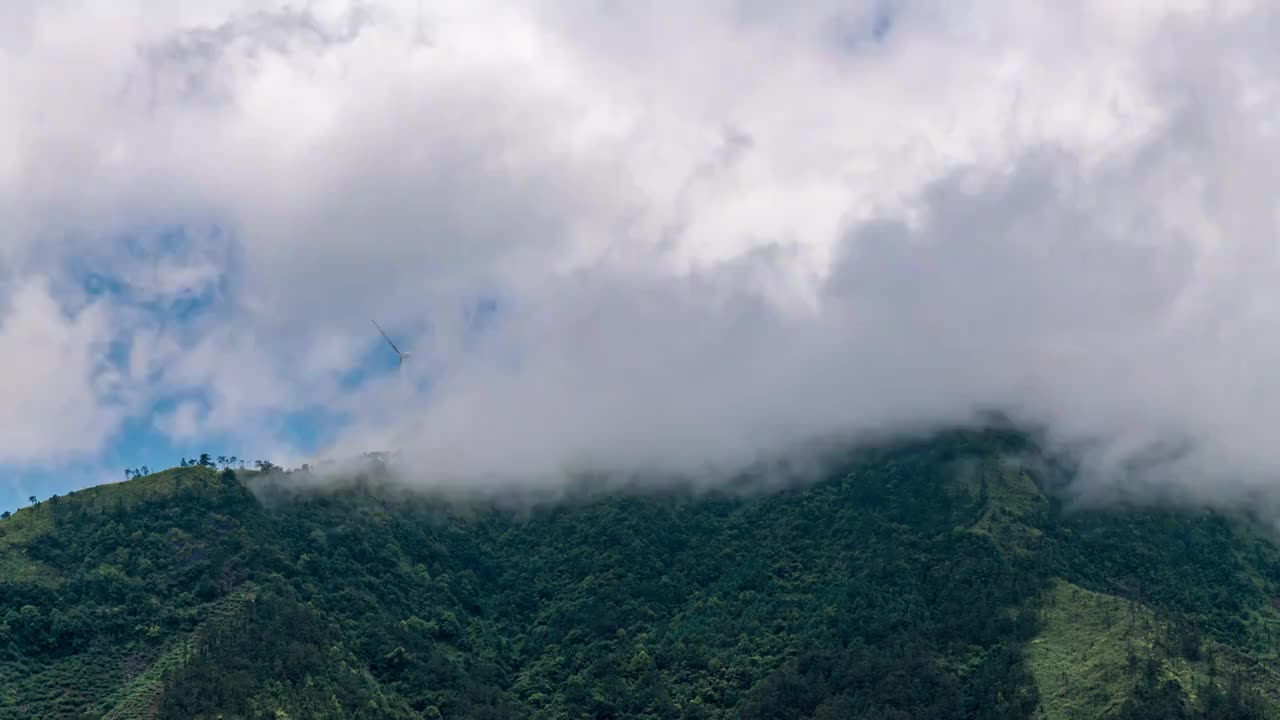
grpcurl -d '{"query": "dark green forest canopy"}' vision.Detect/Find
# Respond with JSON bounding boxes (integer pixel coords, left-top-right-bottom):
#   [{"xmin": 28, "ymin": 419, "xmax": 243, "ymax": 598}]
[{"xmin": 3, "ymin": 428, "xmax": 1280, "ymax": 719}]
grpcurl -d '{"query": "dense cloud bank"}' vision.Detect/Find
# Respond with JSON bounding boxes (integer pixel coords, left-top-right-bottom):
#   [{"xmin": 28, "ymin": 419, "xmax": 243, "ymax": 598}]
[{"xmin": 4, "ymin": 2, "xmax": 1280, "ymax": 504}]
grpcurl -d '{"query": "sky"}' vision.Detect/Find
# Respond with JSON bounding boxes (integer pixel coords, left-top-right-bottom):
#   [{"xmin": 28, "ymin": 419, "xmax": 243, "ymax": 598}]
[{"xmin": 4, "ymin": 0, "xmax": 1280, "ymax": 512}]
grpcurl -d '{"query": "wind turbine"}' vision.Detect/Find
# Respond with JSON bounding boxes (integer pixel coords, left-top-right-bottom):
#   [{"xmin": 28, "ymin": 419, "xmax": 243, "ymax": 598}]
[{"xmin": 372, "ymin": 320, "xmax": 411, "ymax": 370}]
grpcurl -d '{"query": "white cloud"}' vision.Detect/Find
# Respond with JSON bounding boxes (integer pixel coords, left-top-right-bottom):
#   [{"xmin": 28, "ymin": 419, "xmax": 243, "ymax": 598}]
[
  {"xmin": 0, "ymin": 277, "xmax": 123, "ymax": 463},
  {"xmin": 5, "ymin": 1, "xmax": 1280, "ymax": 505},
  {"xmin": 155, "ymin": 399, "xmax": 205, "ymax": 441}
]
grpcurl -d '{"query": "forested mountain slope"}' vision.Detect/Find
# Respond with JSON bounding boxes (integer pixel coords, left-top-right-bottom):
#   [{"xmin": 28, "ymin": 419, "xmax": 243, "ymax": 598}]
[{"xmin": 4, "ymin": 429, "xmax": 1280, "ymax": 719}]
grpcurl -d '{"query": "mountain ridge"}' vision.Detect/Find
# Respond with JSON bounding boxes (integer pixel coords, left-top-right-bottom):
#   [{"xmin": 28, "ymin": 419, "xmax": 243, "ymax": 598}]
[{"xmin": 3, "ymin": 429, "xmax": 1280, "ymax": 719}]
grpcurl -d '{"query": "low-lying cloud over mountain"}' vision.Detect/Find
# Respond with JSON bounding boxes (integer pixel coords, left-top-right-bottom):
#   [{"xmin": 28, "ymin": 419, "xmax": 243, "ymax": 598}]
[{"xmin": 4, "ymin": 1, "xmax": 1280, "ymax": 503}]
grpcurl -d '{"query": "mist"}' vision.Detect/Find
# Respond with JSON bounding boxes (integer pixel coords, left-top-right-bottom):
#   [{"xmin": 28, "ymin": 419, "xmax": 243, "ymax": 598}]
[{"xmin": 328, "ymin": 136, "xmax": 1280, "ymax": 505}]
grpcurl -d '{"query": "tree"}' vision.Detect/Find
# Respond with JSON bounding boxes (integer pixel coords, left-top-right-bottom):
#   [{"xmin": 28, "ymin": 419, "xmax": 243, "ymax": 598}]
[
  {"xmin": 217, "ymin": 456, "xmax": 229, "ymax": 469},
  {"xmin": 1, "ymin": 510, "xmax": 10, "ymax": 519},
  {"xmin": 198, "ymin": 453, "xmax": 214, "ymax": 468},
  {"xmin": 28, "ymin": 496, "xmax": 37, "ymax": 507}
]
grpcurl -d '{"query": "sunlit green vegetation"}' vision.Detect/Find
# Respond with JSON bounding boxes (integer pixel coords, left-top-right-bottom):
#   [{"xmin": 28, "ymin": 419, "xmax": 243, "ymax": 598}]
[{"xmin": 4, "ymin": 428, "xmax": 1280, "ymax": 718}]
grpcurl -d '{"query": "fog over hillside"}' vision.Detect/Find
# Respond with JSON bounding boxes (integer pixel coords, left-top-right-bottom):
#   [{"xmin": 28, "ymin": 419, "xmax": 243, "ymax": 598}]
[{"xmin": 4, "ymin": 2, "xmax": 1280, "ymax": 504}]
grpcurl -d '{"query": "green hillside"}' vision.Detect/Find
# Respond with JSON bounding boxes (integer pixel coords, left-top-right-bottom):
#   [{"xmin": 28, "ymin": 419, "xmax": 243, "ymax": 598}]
[{"xmin": 3, "ymin": 429, "xmax": 1280, "ymax": 718}]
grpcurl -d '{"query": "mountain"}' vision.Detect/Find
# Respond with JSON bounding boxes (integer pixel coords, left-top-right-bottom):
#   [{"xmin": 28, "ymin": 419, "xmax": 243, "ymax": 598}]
[{"xmin": 4, "ymin": 428, "xmax": 1280, "ymax": 719}]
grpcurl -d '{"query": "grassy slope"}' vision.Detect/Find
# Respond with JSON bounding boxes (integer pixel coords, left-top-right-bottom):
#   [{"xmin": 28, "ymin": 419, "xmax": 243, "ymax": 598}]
[
  {"xmin": 1029, "ymin": 579, "xmax": 1280, "ymax": 720},
  {"xmin": 1030, "ymin": 580, "xmax": 1163, "ymax": 720},
  {"xmin": 958, "ymin": 453, "xmax": 1280, "ymax": 718},
  {"xmin": 0, "ymin": 467, "xmax": 230, "ymax": 580},
  {"xmin": 1, "ymin": 473, "xmax": 159, "ymax": 718},
  {"xmin": 98, "ymin": 583, "xmax": 259, "ymax": 720},
  {"xmin": 0, "ymin": 467, "xmax": 274, "ymax": 720},
  {"xmin": 0, "ymin": 499, "xmax": 61, "ymax": 589},
  {"xmin": 1, "ymin": 465, "xmax": 469, "ymax": 720}
]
